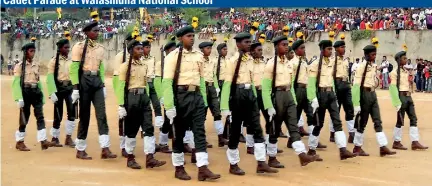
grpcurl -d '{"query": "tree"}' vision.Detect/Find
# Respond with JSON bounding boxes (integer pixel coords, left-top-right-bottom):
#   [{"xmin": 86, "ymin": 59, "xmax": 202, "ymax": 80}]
[{"xmin": 180, "ymin": 8, "xmax": 211, "ymax": 27}]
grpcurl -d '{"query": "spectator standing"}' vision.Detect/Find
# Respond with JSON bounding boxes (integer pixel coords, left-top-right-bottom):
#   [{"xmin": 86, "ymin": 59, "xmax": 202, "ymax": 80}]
[
  {"xmin": 416, "ymin": 59, "xmax": 425, "ymax": 92},
  {"xmin": 381, "ymin": 56, "xmax": 390, "ymax": 89}
]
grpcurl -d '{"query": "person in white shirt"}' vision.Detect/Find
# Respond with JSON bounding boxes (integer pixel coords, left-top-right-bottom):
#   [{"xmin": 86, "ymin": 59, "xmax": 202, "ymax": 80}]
[
  {"xmin": 381, "ymin": 56, "xmax": 390, "ymax": 89},
  {"xmin": 351, "ymin": 58, "xmax": 361, "ymax": 85}
]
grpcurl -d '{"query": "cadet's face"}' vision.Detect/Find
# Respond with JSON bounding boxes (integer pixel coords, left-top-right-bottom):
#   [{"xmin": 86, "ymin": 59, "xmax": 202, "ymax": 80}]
[
  {"xmin": 221, "ymin": 47, "xmax": 228, "ymax": 56},
  {"xmin": 27, "ymin": 48, "xmax": 35, "ymax": 59},
  {"xmin": 254, "ymin": 46, "xmax": 263, "ymax": 57},
  {"xmin": 400, "ymin": 56, "xmax": 408, "ymax": 65},
  {"xmin": 287, "ymin": 50, "xmax": 295, "ymax": 59},
  {"xmin": 336, "ymin": 45, "xmax": 346, "ymax": 56},
  {"xmin": 323, "ymin": 47, "xmax": 333, "ymax": 57},
  {"xmin": 297, "ymin": 44, "xmax": 306, "ymax": 56},
  {"xmin": 181, "ymin": 33, "xmax": 195, "ymax": 48},
  {"xmin": 133, "ymin": 45, "xmax": 144, "ymax": 59},
  {"xmin": 368, "ymin": 52, "xmax": 377, "ymax": 61},
  {"xmin": 240, "ymin": 39, "xmax": 252, "ymax": 52},
  {"xmin": 202, "ymin": 46, "xmax": 212, "ymax": 56},
  {"xmin": 143, "ymin": 46, "xmax": 151, "ymax": 55},
  {"xmin": 278, "ymin": 40, "xmax": 289, "ymax": 55},
  {"xmin": 165, "ymin": 47, "xmax": 176, "ymax": 55},
  {"xmin": 60, "ymin": 44, "xmax": 70, "ymax": 56},
  {"xmin": 87, "ymin": 26, "xmax": 100, "ymax": 40}
]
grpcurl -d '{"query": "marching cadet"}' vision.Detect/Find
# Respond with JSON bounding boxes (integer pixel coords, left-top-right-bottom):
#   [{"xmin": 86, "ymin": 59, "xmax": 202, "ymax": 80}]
[
  {"xmin": 351, "ymin": 45, "xmax": 396, "ymax": 157},
  {"xmin": 13, "ymin": 42, "xmax": 55, "ymax": 151},
  {"xmin": 200, "ymin": 41, "xmax": 228, "ymax": 147},
  {"xmin": 290, "ymin": 40, "xmax": 327, "ymax": 149},
  {"xmin": 328, "ymin": 40, "xmax": 355, "ymax": 143},
  {"xmin": 220, "ymin": 32, "xmax": 277, "ymax": 175},
  {"xmin": 112, "ymin": 32, "xmax": 135, "ymax": 157},
  {"xmin": 46, "ymin": 38, "xmax": 76, "ymax": 147},
  {"xmin": 69, "ymin": 20, "xmax": 117, "ymax": 160},
  {"xmin": 162, "ymin": 26, "xmax": 221, "ymax": 181},
  {"xmin": 390, "ymin": 51, "xmax": 428, "ymax": 151},
  {"xmin": 262, "ymin": 36, "xmax": 317, "ymax": 167},
  {"xmin": 307, "ymin": 40, "xmax": 356, "ymax": 161},
  {"xmin": 117, "ymin": 40, "xmax": 166, "ymax": 169},
  {"xmin": 154, "ymin": 41, "xmax": 177, "ymax": 153}
]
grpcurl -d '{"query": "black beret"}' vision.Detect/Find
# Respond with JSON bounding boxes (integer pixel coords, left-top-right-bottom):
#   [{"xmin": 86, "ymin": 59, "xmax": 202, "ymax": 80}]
[
  {"xmin": 250, "ymin": 42, "xmax": 262, "ymax": 51},
  {"xmin": 164, "ymin": 41, "xmax": 176, "ymax": 51},
  {"xmin": 199, "ymin": 41, "xmax": 213, "ymax": 49},
  {"xmin": 125, "ymin": 32, "xmax": 133, "ymax": 41},
  {"xmin": 83, "ymin": 22, "xmax": 98, "ymax": 32},
  {"xmin": 288, "ymin": 46, "xmax": 293, "ymax": 52},
  {"xmin": 272, "ymin": 35, "xmax": 287, "ymax": 45},
  {"xmin": 394, "ymin": 51, "xmax": 406, "ymax": 61},
  {"xmin": 21, "ymin": 43, "xmax": 36, "ymax": 51},
  {"xmin": 176, "ymin": 26, "xmax": 194, "ymax": 37},
  {"xmin": 217, "ymin": 43, "xmax": 227, "ymax": 51},
  {"xmin": 234, "ymin": 32, "xmax": 251, "ymax": 42},
  {"xmin": 319, "ymin": 40, "xmax": 333, "ymax": 49},
  {"xmin": 333, "ymin": 40, "xmax": 345, "ymax": 48},
  {"xmin": 142, "ymin": 40, "xmax": 151, "ymax": 47},
  {"xmin": 127, "ymin": 40, "xmax": 143, "ymax": 51},
  {"xmin": 291, "ymin": 40, "xmax": 304, "ymax": 50},
  {"xmin": 56, "ymin": 39, "xmax": 70, "ymax": 47},
  {"xmin": 363, "ymin": 45, "xmax": 377, "ymax": 54}
]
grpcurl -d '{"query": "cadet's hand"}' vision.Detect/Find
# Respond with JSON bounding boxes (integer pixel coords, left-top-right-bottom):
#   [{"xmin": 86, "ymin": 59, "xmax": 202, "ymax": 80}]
[
  {"xmin": 159, "ymin": 97, "xmax": 164, "ymax": 106},
  {"xmin": 166, "ymin": 108, "xmax": 176, "ymax": 124},
  {"xmin": 155, "ymin": 116, "xmax": 164, "ymax": 128},
  {"xmin": 118, "ymin": 106, "xmax": 127, "ymax": 119},
  {"xmin": 216, "ymin": 88, "xmax": 220, "ymax": 97},
  {"xmin": 267, "ymin": 107, "xmax": 276, "ymax": 121},
  {"xmin": 49, "ymin": 93, "xmax": 58, "ymax": 104},
  {"xmin": 221, "ymin": 110, "xmax": 231, "ymax": 118},
  {"xmin": 311, "ymin": 98, "xmax": 319, "ymax": 114},
  {"xmin": 396, "ymin": 105, "xmax": 401, "ymax": 112},
  {"xmin": 71, "ymin": 90, "xmax": 80, "ymax": 104},
  {"xmin": 17, "ymin": 99, "xmax": 24, "ymax": 108},
  {"xmin": 354, "ymin": 106, "xmax": 361, "ymax": 115},
  {"xmin": 103, "ymin": 87, "xmax": 107, "ymax": 99}
]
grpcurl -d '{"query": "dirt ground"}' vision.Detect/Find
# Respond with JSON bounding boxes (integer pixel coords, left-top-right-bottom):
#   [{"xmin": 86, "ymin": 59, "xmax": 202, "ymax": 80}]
[{"xmin": 2, "ymin": 75, "xmax": 432, "ymax": 186}]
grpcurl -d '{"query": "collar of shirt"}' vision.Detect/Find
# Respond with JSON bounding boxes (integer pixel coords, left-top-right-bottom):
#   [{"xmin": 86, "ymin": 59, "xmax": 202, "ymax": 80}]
[
  {"xmin": 132, "ymin": 58, "xmax": 143, "ymax": 65},
  {"xmin": 277, "ymin": 55, "xmax": 286, "ymax": 63},
  {"xmin": 183, "ymin": 48, "xmax": 199, "ymax": 54},
  {"xmin": 204, "ymin": 56, "xmax": 210, "ymax": 62},
  {"xmin": 323, "ymin": 57, "xmax": 330, "ymax": 65},
  {"xmin": 60, "ymin": 55, "xmax": 68, "ymax": 61},
  {"xmin": 142, "ymin": 55, "xmax": 151, "ymax": 59},
  {"xmin": 87, "ymin": 39, "xmax": 96, "ymax": 48}
]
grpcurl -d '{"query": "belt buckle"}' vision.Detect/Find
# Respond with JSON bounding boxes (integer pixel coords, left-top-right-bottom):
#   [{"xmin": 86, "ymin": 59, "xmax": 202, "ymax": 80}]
[
  {"xmin": 147, "ymin": 78, "xmax": 153, "ymax": 82},
  {"xmin": 342, "ymin": 77, "xmax": 348, "ymax": 82},
  {"xmin": 187, "ymin": 85, "xmax": 197, "ymax": 91},
  {"xmin": 90, "ymin": 71, "xmax": 98, "ymax": 76},
  {"xmin": 138, "ymin": 88, "xmax": 145, "ymax": 94},
  {"xmin": 244, "ymin": 84, "xmax": 251, "ymax": 89},
  {"xmin": 31, "ymin": 84, "xmax": 38, "ymax": 88},
  {"xmin": 256, "ymin": 85, "xmax": 262, "ymax": 90}
]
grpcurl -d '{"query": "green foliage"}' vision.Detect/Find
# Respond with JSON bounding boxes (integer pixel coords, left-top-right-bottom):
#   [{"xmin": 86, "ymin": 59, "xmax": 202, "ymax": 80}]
[
  {"xmin": 38, "ymin": 12, "xmax": 58, "ymax": 21},
  {"xmin": 23, "ymin": 11, "xmax": 34, "ymax": 19},
  {"xmin": 180, "ymin": 8, "xmax": 210, "ymax": 27},
  {"xmin": 351, "ymin": 30, "xmax": 373, "ymax": 42},
  {"xmin": 125, "ymin": 24, "xmax": 136, "ymax": 34}
]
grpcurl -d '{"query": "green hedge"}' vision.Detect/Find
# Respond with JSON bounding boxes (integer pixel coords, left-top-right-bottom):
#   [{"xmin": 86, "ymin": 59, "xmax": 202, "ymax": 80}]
[{"xmin": 351, "ymin": 30, "xmax": 373, "ymax": 42}]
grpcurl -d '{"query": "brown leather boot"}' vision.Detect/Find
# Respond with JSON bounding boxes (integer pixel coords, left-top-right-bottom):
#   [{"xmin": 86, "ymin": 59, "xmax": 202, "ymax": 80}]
[
  {"xmin": 299, "ymin": 126, "xmax": 309, "ymax": 137},
  {"xmin": 76, "ymin": 150, "xmax": 92, "ymax": 160},
  {"xmin": 348, "ymin": 132, "xmax": 355, "ymax": 144},
  {"xmin": 121, "ymin": 148, "xmax": 128, "ymax": 158},
  {"xmin": 268, "ymin": 157, "xmax": 285, "ymax": 168},
  {"xmin": 155, "ymin": 144, "xmax": 161, "ymax": 152},
  {"xmin": 229, "ymin": 164, "xmax": 245, "ymax": 175},
  {"xmin": 392, "ymin": 141, "xmax": 407, "ymax": 150},
  {"xmin": 352, "ymin": 146, "xmax": 370, "ymax": 156},
  {"xmin": 256, "ymin": 161, "xmax": 278, "ymax": 174},
  {"xmin": 247, "ymin": 147, "xmax": 254, "ymax": 154},
  {"xmin": 146, "ymin": 154, "xmax": 166, "ymax": 168},
  {"xmin": 239, "ymin": 134, "xmax": 246, "ymax": 143},
  {"xmin": 101, "ymin": 148, "xmax": 117, "ymax": 159},
  {"xmin": 15, "ymin": 141, "xmax": 30, "ymax": 151},
  {"xmin": 329, "ymin": 132, "xmax": 335, "ymax": 142},
  {"xmin": 175, "ymin": 166, "xmax": 191, "ymax": 180},
  {"xmin": 287, "ymin": 137, "xmax": 293, "ymax": 148},
  {"xmin": 127, "ymin": 154, "xmax": 141, "ymax": 169},
  {"xmin": 183, "ymin": 143, "xmax": 193, "ymax": 153},
  {"xmin": 380, "ymin": 146, "xmax": 397, "ymax": 157},
  {"xmin": 277, "ymin": 149, "xmax": 283, "ymax": 153},
  {"xmin": 198, "ymin": 165, "xmax": 221, "ymax": 181},
  {"xmin": 412, "ymin": 141, "xmax": 428, "ymax": 150},
  {"xmin": 51, "ymin": 137, "xmax": 63, "ymax": 147},
  {"xmin": 159, "ymin": 144, "xmax": 172, "ymax": 153},
  {"xmin": 298, "ymin": 152, "xmax": 316, "ymax": 166},
  {"xmin": 191, "ymin": 149, "xmax": 197, "ymax": 163},
  {"xmin": 279, "ymin": 131, "xmax": 288, "ymax": 138},
  {"xmin": 317, "ymin": 142, "xmax": 327, "ymax": 149},
  {"xmin": 218, "ymin": 134, "xmax": 228, "ymax": 147},
  {"xmin": 307, "ymin": 149, "xmax": 323, "ymax": 161},
  {"xmin": 340, "ymin": 147, "xmax": 357, "ymax": 160},
  {"xmin": 41, "ymin": 140, "xmax": 55, "ymax": 150},
  {"xmin": 64, "ymin": 135, "xmax": 75, "ymax": 148},
  {"xmin": 206, "ymin": 142, "xmax": 213, "ymax": 148}
]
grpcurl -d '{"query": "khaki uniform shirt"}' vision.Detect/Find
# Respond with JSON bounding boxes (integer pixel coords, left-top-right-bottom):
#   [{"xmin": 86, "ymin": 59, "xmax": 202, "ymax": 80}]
[
  {"xmin": 252, "ymin": 58, "xmax": 266, "ymax": 86},
  {"xmin": 308, "ymin": 57, "xmax": 334, "ymax": 87},
  {"xmin": 47, "ymin": 55, "xmax": 71, "ymax": 81},
  {"xmin": 334, "ymin": 56, "xmax": 349, "ymax": 79},
  {"xmin": 390, "ymin": 66, "xmax": 409, "ymax": 91},
  {"xmin": 163, "ymin": 48, "xmax": 204, "ymax": 86},
  {"xmin": 143, "ymin": 55, "xmax": 156, "ymax": 78},
  {"xmin": 291, "ymin": 55, "xmax": 308, "ymax": 84},
  {"xmin": 224, "ymin": 52, "xmax": 253, "ymax": 84},
  {"xmin": 71, "ymin": 41, "xmax": 105, "ymax": 71},
  {"xmin": 353, "ymin": 62, "xmax": 378, "ymax": 88},
  {"xmin": 14, "ymin": 61, "xmax": 40, "ymax": 84},
  {"xmin": 119, "ymin": 59, "xmax": 148, "ymax": 89},
  {"xmin": 214, "ymin": 56, "xmax": 227, "ymax": 81},
  {"xmin": 112, "ymin": 51, "xmax": 129, "ymax": 75},
  {"xmin": 203, "ymin": 57, "xmax": 216, "ymax": 82},
  {"xmin": 155, "ymin": 60, "xmax": 162, "ymax": 77},
  {"xmin": 264, "ymin": 56, "xmax": 293, "ymax": 86}
]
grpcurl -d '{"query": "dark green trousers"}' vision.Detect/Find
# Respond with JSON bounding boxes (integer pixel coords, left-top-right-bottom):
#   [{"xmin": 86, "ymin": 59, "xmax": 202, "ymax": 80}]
[
  {"xmin": 125, "ymin": 90, "xmax": 153, "ymax": 138},
  {"xmin": 396, "ymin": 93, "xmax": 417, "ymax": 127},
  {"xmin": 354, "ymin": 90, "xmax": 383, "ymax": 133},
  {"xmin": 311, "ymin": 90, "xmax": 343, "ymax": 136},
  {"xmin": 256, "ymin": 89, "xmax": 271, "ymax": 134},
  {"xmin": 295, "ymin": 86, "xmax": 316, "ymax": 126},
  {"xmin": 53, "ymin": 84, "xmax": 74, "ymax": 129},
  {"xmin": 19, "ymin": 87, "xmax": 46, "ymax": 132},
  {"xmin": 335, "ymin": 79, "xmax": 354, "ymax": 121},
  {"xmin": 206, "ymin": 84, "xmax": 221, "ymax": 121},
  {"xmin": 147, "ymin": 81, "xmax": 162, "ymax": 116},
  {"xmin": 268, "ymin": 90, "xmax": 300, "ymax": 144}
]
